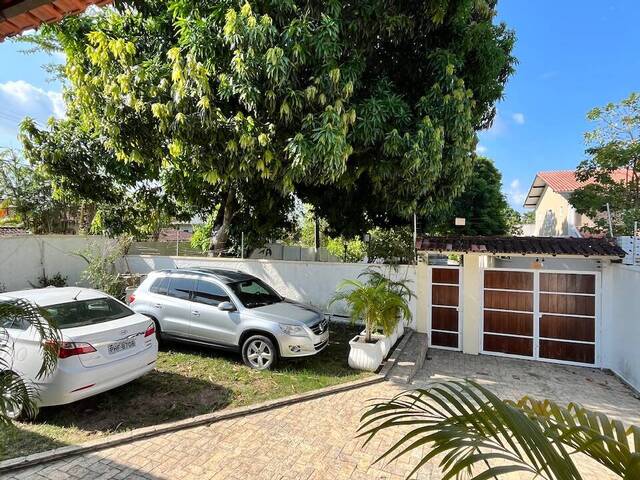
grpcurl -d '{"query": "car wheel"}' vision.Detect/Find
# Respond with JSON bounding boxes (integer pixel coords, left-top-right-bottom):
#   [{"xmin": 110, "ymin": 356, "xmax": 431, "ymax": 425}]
[
  {"xmin": 242, "ymin": 335, "xmax": 278, "ymax": 370},
  {"xmin": 1, "ymin": 372, "xmax": 27, "ymax": 421}
]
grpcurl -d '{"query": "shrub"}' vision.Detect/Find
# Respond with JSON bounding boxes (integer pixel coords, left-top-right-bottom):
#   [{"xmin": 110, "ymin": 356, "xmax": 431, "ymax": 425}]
[
  {"xmin": 32, "ymin": 272, "xmax": 68, "ymax": 288},
  {"xmin": 76, "ymin": 236, "xmax": 132, "ymax": 299}
]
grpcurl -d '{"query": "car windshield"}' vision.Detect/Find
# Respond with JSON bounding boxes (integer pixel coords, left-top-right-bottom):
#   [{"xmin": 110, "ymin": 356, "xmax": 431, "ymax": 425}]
[
  {"xmin": 43, "ymin": 298, "xmax": 133, "ymax": 329},
  {"xmin": 228, "ymin": 279, "xmax": 282, "ymax": 308}
]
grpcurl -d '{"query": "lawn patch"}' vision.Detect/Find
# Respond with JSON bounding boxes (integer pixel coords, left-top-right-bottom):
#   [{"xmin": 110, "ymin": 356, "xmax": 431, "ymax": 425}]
[{"xmin": 0, "ymin": 321, "xmax": 369, "ymax": 460}]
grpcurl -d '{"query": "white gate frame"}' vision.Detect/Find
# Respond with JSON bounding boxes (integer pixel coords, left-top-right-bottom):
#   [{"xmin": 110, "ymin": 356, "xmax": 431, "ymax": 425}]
[
  {"xmin": 479, "ymin": 267, "xmax": 601, "ymax": 367},
  {"xmin": 427, "ymin": 265, "xmax": 463, "ymax": 351}
]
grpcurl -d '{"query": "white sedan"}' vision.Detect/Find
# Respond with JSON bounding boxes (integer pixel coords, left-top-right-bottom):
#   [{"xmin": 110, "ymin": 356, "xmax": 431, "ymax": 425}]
[{"xmin": 1, "ymin": 287, "xmax": 158, "ymax": 419}]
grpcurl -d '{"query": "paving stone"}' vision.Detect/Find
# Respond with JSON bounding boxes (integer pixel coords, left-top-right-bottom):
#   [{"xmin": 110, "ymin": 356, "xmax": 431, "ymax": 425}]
[{"xmin": 4, "ymin": 351, "xmax": 639, "ymax": 479}]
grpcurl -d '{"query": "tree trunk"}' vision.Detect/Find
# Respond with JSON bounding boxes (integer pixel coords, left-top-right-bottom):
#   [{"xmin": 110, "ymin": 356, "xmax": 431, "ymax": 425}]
[
  {"xmin": 209, "ymin": 188, "xmax": 236, "ymax": 256},
  {"xmin": 364, "ymin": 310, "xmax": 372, "ymax": 343}
]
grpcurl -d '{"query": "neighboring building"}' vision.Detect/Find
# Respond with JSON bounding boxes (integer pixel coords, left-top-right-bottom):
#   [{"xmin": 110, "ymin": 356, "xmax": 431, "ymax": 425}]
[
  {"xmin": 523, "ymin": 169, "xmax": 629, "ymax": 237},
  {"xmin": 0, "ymin": 198, "xmax": 16, "ymax": 220}
]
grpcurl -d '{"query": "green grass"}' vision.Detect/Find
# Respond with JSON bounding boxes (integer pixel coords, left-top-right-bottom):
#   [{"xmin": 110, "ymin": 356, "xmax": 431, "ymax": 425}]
[{"xmin": 0, "ymin": 322, "xmax": 368, "ymax": 460}]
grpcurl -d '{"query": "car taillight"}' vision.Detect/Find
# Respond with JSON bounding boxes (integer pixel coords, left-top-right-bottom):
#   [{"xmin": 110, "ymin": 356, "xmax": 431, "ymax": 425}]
[
  {"xmin": 144, "ymin": 323, "xmax": 155, "ymax": 337},
  {"xmin": 49, "ymin": 341, "xmax": 97, "ymax": 359},
  {"xmin": 128, "ymin": 293, "xmax": 136, "ymax": 304}
]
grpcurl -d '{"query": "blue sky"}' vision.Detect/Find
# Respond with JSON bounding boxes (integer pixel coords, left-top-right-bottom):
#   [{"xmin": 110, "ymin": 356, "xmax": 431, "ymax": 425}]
[
  {"xmin": 1, "ymin": 1, "xmax": 639, "ymax": 210},
  {"xmin": 482, "ymin": 1, "xmax": 640, "ymax": 209}
]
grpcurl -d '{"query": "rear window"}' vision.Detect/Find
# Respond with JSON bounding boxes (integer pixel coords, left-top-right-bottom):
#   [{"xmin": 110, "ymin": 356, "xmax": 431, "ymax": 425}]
[
  {"xmin": 43, "ymin": 298, "xmax": 133, "ymax": 329},
  {"xmin": 149, "ymin": 276, "xmax": 170, "ymax": 295},
  {"xmin": 168, "ymin": 277, "xmax": 195, "ymax": 300},
  {"xmin": 0, "ymin": 301, "xmax": 30, "ymax": 330}
]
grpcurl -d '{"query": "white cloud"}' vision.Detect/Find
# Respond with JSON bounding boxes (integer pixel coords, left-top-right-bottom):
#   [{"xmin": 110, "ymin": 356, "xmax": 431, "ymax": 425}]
[
  {"xmin": 0, "ymin": 80, "xmax": 65, "ymax": 144},
  {"xmin": 506, "ymin": 178, "xmax": 527, "ymax": 207},
  {"xmin": 0, "ymin": 80, "xmax": 65, "ymax": 119},
  {"xmin": 476, "ymin": 144, "xmax": 487, "ymax": 154},
  {"xmin": 512, "ymin": 112, "xmax": 525, "ymax": 125}
]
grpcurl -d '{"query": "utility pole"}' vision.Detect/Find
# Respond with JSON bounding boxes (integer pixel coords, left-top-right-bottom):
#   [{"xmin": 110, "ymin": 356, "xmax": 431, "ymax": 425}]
[
  {"xmin": 314, "ymin": 212, "xmax": 320, "ymax": 261},
  {"xmin": 413, "ymin": 212, "xmax": 417, "ymax": 264}
]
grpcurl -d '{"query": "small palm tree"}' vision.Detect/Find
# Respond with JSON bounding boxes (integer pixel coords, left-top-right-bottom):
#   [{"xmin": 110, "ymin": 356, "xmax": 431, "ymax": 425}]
[
  {"xmin": 358, "ymin": 380, "xmax": 640, "ymax": 479},
  {"xmin": 330, "ymin": 274, "xmax": 412, "ymax": 342},
  {"xmin": 0, "ymin": 298, "xmax": 60, "ymax": 423}
]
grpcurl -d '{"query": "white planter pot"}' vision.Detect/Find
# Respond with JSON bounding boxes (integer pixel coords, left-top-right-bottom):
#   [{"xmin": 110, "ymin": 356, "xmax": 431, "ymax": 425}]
[
  {"xmin": 388, "ymin": 329, "xmax": 399, "ymax": 347},
  {"xmin": 395, "ymin": 321, "xmax": 405, "ymax": 339},
  {"xmin": 348, "ymin": 335, "xmax": 385, "ymax": 371},
  {"xmin": 360, "ymin": 329, "xmax": 394, "ymax": 354}
]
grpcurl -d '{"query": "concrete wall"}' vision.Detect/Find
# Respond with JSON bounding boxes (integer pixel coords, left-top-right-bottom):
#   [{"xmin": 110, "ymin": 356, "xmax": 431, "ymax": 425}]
[
  {"xmin": 493, "ymin": 256, "xmax": 602, "ymax": 272},
  {"xmin": 123, "ymin": 255, "xmax": 417, "ymax": 325},
  {"xmin": 602, "ymin": 264, "xmax": 640, "ymax": 391},
  {"xmin": 461, "ymin": 254, "xmax": 484, "ymax": 354},
  {"xmin": 0, "ymin": 235, "xmax": 112, "ymax": 292}
]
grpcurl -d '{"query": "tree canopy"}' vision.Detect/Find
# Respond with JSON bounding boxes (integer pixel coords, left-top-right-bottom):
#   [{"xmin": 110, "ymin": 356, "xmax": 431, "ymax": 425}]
[
  {"xmin": 571, "ymin": 92, "xmax": 640, "ymax": 236},
  {"xmin": 0, "ymin": 148, "xmax": 74, "ymax": 233},
  {"xmin": 422, "ymin": 156, "xmax": 521, "ymax": 235},
  {"xmin": 21, "ymin": 0, "xmax": 515, "ymax": 250}
]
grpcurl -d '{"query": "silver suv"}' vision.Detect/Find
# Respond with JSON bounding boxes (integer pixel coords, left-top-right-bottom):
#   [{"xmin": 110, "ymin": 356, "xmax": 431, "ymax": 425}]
[{"xmin": 129, "ymin": 268, "xmax": 329, "ymax": 369}]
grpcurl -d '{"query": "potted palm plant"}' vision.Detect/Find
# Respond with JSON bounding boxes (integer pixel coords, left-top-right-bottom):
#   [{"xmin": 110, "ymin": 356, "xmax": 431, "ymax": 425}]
[
  {"xmin": 330, "ymin": 274, "xmax": 412, "ymax": 371},
  {"xmin": 358, "ymin": 270, "xmax": 414, "ymax": 343}
]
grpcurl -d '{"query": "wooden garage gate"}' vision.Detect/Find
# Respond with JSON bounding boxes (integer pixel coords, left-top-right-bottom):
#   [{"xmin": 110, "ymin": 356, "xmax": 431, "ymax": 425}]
[
  {"xmin": 482, "ymin": 268, "xmax": 599, "ymax": 366},
  {"xmin": 428, "ymin": 266, "xmax": 462, "ymax": 351}
]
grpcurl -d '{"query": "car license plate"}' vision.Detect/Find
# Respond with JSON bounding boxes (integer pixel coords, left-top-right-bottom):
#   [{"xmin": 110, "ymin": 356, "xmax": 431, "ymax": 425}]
[{"xmin": 108, "ymin": 338, "xmax": 136, "ymax": 355}]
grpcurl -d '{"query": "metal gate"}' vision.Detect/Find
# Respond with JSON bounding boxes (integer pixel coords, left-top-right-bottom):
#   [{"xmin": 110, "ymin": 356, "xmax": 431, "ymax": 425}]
[
  {"xmin": 428, "ymin": 266, "xmax": 462, "ymax": 351},
  {"xmin": 481, "ymin": 268, "xmax": 599, "ymax": 366}
]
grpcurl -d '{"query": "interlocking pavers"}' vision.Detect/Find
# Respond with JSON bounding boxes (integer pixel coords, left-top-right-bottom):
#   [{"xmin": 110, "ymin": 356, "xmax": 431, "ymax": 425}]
[{"xmin": 4, "ymin": 350, "xmax": 639, "ymax": 479}]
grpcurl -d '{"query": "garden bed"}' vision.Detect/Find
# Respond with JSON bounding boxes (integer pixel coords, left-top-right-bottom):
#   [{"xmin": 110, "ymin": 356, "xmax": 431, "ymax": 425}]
[{"xmin": 0, "ymin": 321, "xmax": 369, "ymax": 460}]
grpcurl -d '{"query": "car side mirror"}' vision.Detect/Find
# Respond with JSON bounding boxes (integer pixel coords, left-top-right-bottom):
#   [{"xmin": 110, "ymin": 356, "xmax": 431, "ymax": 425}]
[{"xmin": 218, "ymin": 301, "xmax": 236, "ymax": 312}]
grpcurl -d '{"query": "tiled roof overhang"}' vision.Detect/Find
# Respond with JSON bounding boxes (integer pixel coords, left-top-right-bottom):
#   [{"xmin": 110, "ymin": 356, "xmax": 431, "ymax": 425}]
[
  {"xmin": 0, "ymin": 0, "xmax": 110, "ymax": 40},
  {"xmin": 416, "ymin": 236, "xmax": 627, "ymax": 258}
]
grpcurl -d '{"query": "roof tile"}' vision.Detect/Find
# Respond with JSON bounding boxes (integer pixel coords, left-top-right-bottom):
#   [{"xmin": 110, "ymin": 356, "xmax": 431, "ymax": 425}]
[
  {"xmin": 537, "ymin": 168, "xmax": 630, "ymax": 193},
  {"xmin": 416, "ymin": 236, "xmax": 626, "ymax": 258}
]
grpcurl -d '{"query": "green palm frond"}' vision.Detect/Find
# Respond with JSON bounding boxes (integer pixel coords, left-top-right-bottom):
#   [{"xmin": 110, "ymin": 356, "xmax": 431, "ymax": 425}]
[
  {"xmin": 358, "ymin": 269, "xmax": 415, "ymax": 301},
  {"xmin": 359, "ymin": 380, "xmax": 640, "ymax": 479},
  {"xmin": 513, "ymin": 397, "xmax": 640, "ymax": 479},
  {"xmin": 0, "ymin": 298, "xmax": 60, "ymax": 423},
  {"xmin": 359, "ymin": 380, "xmax": 597, "ymax": 480},
  {"xmin": 330, "ymin": 274, "xmax": 412, "ymax": 341}
]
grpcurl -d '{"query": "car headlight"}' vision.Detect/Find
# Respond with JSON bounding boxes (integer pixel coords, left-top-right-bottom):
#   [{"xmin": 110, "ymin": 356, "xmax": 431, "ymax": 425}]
[{"xmin": 279, "ymin": 324, "xmax": 307, "ymax": 337}]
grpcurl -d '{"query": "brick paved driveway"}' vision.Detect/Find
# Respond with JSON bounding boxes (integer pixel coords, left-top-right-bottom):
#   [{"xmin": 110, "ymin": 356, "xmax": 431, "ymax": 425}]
[{"xmin": 4, "ymin": 350, "xmax": 639, "ymax": 480}]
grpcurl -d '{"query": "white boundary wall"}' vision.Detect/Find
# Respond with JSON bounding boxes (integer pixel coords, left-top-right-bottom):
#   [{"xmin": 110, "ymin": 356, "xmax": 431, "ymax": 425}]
[
  {"xmin": 0, "ymin": 235, "xmax": 112, "ymax": 291},
  {"xmin": 124, "ymin": 255, "xmax": 417, "ymax": 325},
  {"xmin": 602, "ymin": 263, "xmax": 640, "ymax": 392}
]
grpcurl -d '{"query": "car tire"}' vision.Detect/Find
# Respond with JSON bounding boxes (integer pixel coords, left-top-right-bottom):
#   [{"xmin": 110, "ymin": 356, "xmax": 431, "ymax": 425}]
[
  {"xmin": 1, "ymin": 372, "xmax": 27, "ymax": 421},
  {"xmin": 241, "ymin": 335, "xmax": 278, "ymax": 370}
]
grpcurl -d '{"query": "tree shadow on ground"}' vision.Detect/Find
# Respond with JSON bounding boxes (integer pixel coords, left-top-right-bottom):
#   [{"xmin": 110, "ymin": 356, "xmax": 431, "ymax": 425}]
[
  {"xmin": 2, "ymin": 449, "xmax": 172, "ymax": 479},
  {"xmin": 161, "ymin": 321, "xmax": 363, "ymax": 379},
  {"xmin": 1, "ymin": 426, "xmax": 67, "ymax": 461},
  {"xmin": 29, "ymin": 371, "xmax": 231, "ymax": 433}
]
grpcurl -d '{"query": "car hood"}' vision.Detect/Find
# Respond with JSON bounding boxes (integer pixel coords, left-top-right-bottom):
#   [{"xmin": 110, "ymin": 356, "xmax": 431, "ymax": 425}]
[{"xmin": 248, "ymin": 300, "xmax": 323, "ymax": 326}]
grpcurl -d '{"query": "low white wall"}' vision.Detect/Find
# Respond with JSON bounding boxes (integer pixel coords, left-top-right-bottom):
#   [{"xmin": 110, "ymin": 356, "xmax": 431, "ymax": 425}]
[
  {"xmin": 493, "ymin": 256, "xmax": 602, "ymax": 271},
  {"xmin": 0, "ymin": 235, "xmax": 111, "ymax": 291},
  {"xmin": 602, "ymin": 263, "xmax": 640, "ymax": 392},
  {"xmin": 123, "ymin": 255, "xmax": 417, "ymax": 325}
]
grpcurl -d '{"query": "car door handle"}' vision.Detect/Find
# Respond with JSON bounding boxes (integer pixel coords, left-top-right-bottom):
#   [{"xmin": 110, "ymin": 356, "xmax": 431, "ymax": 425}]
[
  {"xmin": 192, "ymin": 311, "xmax": 200, "ymax": 317},
  {"xmin": 153, "ymin": 304, "xmax": 162, "ymax": 309}
]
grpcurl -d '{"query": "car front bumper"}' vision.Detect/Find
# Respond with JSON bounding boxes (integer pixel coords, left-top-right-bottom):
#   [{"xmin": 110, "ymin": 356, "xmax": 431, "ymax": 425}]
[
  {"xmin": 277, "ymin": 329, "xmax": 330, "ymax": 358},
  {"xmin": 33, "ymin": 343, "xmax": 158, "ymax": 407}
]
